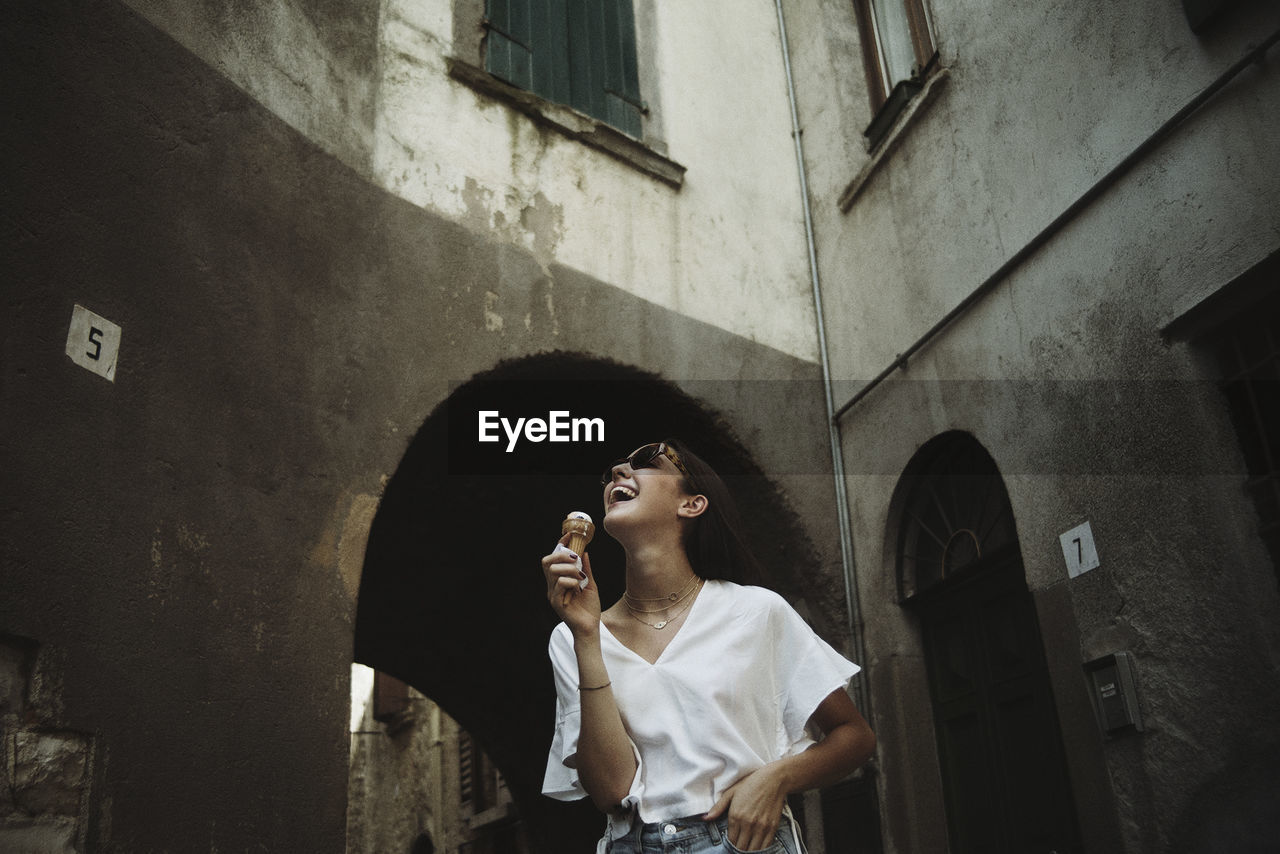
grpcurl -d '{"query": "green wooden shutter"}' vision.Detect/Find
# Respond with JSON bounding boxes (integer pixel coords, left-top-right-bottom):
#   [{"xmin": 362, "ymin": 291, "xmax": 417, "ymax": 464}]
[
  {"xmin": 487, "ymin": 0, "xmax": 574, "ymax": 107},
  {"xmin": 538, "ymin": 0, "xmax": 573, "ymax": 107},
  {"xmin": 567, "ymin": 0, "xmax": 642, "ymax": 137},
  {"xmin": 486, "ymin": 0, "xmax": 534, "ymax": 90},
  {"xmin": 601, "ymin": 0, "xmax": 642, "ymax": 135},
  {"xmin": 489, "ymin": 0, "xmax": 641, "ymax": 138},
  {"xmin": 566, "ymin": 0, "xmax": 601, "ymax": 123}
]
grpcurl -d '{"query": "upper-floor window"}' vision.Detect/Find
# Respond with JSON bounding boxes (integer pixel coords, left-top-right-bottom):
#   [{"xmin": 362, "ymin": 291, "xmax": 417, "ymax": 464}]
[
  {"xmin": 484, "ymin": 0, "xmax": 643, "ymax": 138},
  {"xmin": 1206, "ymin": 283, "xmax": 1280, "ymax": 583},
  {"xmin": 853, "ymin": 0, "xmax": 937, "ymax": 148},
  {"xmin": 1164, "ymin": 253, "xmax": 1279, "ymax": 585}
]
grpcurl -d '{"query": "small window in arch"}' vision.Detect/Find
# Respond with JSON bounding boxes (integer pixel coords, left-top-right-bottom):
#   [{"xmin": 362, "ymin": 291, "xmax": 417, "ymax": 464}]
[{"xmin": 896, "ymin": 433, "xmax": 1018, "ymax": 600}]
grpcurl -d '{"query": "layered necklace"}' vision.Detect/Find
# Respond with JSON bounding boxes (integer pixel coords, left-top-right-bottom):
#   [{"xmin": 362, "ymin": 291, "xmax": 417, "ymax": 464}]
[{"xmin": 623, "ymin": 575, "xmax": 703, "ymax": 630}]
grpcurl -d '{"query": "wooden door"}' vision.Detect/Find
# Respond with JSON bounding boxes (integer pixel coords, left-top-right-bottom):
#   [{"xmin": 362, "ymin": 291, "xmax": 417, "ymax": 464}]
[{"xmin": 916, "ymin": 553, "xmax": 1081, "ymax": 854}]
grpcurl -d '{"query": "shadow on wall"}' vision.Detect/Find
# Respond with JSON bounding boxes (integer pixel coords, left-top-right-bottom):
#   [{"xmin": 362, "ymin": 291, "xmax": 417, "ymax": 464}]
[
  {"xmin": 1174, "ymin": 745, "xmax": 1280, "ymax": 854},
  {"xmin": 353, "ymin": 351, "xmax": 818, "ymax": 852}
]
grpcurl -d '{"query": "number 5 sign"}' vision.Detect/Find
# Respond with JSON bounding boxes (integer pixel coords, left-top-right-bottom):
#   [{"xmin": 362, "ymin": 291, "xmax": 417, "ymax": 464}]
[
  {"xmin": 1060, "ymin": 520, "xmax": 1101, "ymax": 579},
  {"xmin": 65, "ymin": 304, "xmax": 122, "ymax": 382}
]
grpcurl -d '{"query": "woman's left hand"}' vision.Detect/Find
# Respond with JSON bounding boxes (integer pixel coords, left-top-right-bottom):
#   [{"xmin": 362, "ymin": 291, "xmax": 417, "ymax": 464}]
[
  {"xmin": 705, "ymin": 690, "xmax": 876, "ymax": 850},
  {"xmin": 703, "ymin": 764, "xmax": 788, "ymax": 851}
]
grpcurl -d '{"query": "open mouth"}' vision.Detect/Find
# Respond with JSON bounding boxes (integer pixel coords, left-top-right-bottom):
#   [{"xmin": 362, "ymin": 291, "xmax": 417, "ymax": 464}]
[{"xmin": 609, "ymin": 485, "xmax": 637, "ymax": 504}]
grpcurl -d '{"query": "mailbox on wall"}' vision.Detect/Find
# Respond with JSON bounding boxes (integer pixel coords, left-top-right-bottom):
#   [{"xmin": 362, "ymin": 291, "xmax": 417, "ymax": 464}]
[{"xmin": 1083, "ymin": 652, "xmax": 1143, "ymax": 734}]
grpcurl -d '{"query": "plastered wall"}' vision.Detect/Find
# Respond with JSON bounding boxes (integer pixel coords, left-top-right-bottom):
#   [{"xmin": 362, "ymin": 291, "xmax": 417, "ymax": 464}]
[{"xmin": 784, "ymin": 0, "xmax": 1280, "ymax": 850}]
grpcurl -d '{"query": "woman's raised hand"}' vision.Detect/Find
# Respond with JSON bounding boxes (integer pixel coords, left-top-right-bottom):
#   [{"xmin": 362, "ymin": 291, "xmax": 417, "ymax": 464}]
[{"xmin": 541, "ymin": 534, "xmax": 602, "ymax": 636}]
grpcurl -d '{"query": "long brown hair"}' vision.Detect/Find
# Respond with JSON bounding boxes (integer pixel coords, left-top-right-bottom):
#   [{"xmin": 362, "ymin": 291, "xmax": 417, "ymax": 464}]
[{"xmin": 666, "ymin": 438, "xmax": 766, "ymax": 586}]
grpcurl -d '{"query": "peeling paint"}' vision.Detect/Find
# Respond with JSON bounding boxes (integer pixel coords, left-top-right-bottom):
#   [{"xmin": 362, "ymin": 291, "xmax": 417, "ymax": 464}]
[
  {"xmin": 520, "ymin": 192, "xmax": 564, "ymax": 259},
  {"xmin": 360, "ymin": 0, "xmax": 818, "ymax": 359},
  {"xmin": 483, "ymin": 291, "xmax": 504, "ymax": 333},
  {"xmin": 177, "ymin": 524, "xmax": 210, "ymax": 553}
]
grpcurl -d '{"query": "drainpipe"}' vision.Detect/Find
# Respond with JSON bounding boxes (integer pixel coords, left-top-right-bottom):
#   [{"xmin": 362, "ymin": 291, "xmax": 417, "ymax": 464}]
[{"xmin": 774, "ymin": 0, "xmax": 871, "ymax": 718}]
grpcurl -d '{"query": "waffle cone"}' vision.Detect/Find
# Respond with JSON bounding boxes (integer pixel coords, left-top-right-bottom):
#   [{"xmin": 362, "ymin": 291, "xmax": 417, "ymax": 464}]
[{"xmin": 562, "ymin": 517, "xmax": 595, "ymax": 555}]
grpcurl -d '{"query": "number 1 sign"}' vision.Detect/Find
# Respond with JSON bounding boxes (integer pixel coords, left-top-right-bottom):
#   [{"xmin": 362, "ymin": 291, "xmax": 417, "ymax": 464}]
[{"xmin": 1060, "ymin": 520, "xmax": 1101, "ymax": 579}]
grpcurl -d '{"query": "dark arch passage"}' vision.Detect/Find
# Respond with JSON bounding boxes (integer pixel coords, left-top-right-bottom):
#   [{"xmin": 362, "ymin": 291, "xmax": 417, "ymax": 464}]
[{"xmin": 354, "ymin": 352, "xmax": 818, "ymax": 851}]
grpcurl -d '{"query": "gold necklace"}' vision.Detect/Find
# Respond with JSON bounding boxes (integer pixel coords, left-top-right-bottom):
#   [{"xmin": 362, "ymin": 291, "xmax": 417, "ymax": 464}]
[
  {"xmin": 625, "ymin": 579, "xmax": 703, "ymax": 630},
  {"xmin": 623, "ymin": 574, "xmax": 700, "ymax": 611}
]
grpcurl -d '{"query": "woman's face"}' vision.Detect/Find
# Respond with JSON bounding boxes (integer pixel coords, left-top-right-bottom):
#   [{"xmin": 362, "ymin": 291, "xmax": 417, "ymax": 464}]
[{"xmin": 600, "ymin": 452, "xmax": 691, "ymax": 534}]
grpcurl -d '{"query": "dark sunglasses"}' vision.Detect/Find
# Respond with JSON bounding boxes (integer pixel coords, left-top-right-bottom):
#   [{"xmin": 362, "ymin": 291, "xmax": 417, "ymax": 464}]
[{"xmin": 600, "ymin": 442, "xmax": 690, "ymax": 484}]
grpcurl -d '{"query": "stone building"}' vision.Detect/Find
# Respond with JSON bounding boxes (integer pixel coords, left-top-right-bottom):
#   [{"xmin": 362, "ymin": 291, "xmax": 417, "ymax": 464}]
[
  {"xmin": 347, "ymin": 665, "xmax": 531, "ymax": 854},
  {"xmin": 784, "ymin": 1, "xmax": 1280, "ymax": 851},
  {"xmin": 3, "ymin": 0, "xmax": 1278, "ymax": 853}
]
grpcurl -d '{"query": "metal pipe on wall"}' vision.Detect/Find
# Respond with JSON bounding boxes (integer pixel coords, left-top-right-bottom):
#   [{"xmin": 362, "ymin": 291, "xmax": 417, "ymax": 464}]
[{"xmin": 774, "ymin": 0, "xmax": 871, "ymax": 719}]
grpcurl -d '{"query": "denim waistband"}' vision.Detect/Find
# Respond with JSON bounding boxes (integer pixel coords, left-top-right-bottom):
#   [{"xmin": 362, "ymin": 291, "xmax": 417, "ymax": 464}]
[
  {"xmin": 612, "ymin": 811, "xmax": 794, "ymax": 848},
  {"xmin": 627, "ymin": 814, "xmax": 728, "ymax": 846}
]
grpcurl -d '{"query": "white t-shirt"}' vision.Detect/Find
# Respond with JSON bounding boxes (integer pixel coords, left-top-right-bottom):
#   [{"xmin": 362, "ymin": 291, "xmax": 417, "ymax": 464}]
[{"xmin": 542, "ymin": 579, "xmax": 860, "ymax": 833}]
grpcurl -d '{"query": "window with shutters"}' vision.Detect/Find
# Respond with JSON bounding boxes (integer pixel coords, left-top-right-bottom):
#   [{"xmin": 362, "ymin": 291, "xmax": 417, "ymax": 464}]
[
  {"xmin": 852, "ymin": 0, "xmax": 938, "ymax": 149},
  {"xmin": 484, "ymin": 0, "xmax": 643, "ymax": 138},
  {"xmin": 449, "ymin": 0, "xmax": 684, "ymax": 186}
]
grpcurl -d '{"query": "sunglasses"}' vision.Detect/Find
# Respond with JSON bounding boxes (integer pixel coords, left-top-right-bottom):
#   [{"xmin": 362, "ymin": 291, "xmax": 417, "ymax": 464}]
[{"xmin": 600, "ymin": 442, "xmax": 690, "ymax": 485}]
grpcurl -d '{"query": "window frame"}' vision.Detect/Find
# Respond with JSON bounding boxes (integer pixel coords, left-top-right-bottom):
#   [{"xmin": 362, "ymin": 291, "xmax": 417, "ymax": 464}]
[
  {"xmin": 852, "ymin": 0, "xmax": 938, "ymax": 149},
  {"xmin": 1205, "ymin": 286, "xmax": 1280, "ymax": 582},
  {"xmin": 449, "ymin": 0, "xmax": 684, "ymax": 187},
  {"xmin": 483, "ymin": 0, "xmax": 644, "ymax": 138},
  {"xmin": 1164, "ymin": 251, "xmax": 1280, "ymax": 583}
]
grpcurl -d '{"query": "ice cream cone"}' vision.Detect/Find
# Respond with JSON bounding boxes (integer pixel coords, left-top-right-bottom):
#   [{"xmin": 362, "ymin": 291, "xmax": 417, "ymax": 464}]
[{"xmin": 562, "ymin": 511, "xmax": 595, "ymax": 555}]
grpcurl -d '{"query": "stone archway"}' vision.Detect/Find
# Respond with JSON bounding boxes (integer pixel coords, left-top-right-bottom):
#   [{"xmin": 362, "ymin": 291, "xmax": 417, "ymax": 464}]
[{"xmin": 353, "ymin": 352, "xmax": 820, "ymax": 851}]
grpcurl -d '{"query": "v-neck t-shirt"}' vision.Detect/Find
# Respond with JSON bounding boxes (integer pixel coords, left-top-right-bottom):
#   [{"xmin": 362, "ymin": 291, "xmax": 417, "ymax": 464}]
[{"xmin": 542, "ymin": 579, "xmax": 860, "ymax": 829}]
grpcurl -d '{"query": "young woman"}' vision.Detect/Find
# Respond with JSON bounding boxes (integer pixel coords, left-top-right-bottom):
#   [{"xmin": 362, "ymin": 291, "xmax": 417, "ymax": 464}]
[{"xmin": 541, "ymin": 440, "xmax": 876, "ymax": 853}]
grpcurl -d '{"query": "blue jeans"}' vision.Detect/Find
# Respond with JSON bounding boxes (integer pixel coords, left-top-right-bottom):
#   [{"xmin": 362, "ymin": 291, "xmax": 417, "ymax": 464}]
[{"xmin": 603, "ymin": 812, "xmax": 801, "ymax": 853}]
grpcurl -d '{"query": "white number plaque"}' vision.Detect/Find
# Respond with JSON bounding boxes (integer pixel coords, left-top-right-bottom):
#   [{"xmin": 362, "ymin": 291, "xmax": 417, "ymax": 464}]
[{"xmin": 1060, "ymin": 520, "xmax": 1100, "ymax": 579}]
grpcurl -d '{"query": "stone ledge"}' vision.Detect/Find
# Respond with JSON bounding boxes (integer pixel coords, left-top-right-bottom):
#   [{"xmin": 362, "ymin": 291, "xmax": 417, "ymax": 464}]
[
  {"xmin": 838, "ymin": 67, "xmax": 950, "ymax": 213},
  {"xmin": 447, "ymin": 57, "xmax": 686, "ymax": 189}
]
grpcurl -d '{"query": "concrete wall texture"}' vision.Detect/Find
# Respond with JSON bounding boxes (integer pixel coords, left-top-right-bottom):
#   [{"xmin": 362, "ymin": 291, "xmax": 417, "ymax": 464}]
[
  {"xmin": 3, "ymin": 0, "xmax": 1278, "ymax": 851},
  {"xmin": 784, "ymin": 0, "xmax": 1280, "ymax": 852}
]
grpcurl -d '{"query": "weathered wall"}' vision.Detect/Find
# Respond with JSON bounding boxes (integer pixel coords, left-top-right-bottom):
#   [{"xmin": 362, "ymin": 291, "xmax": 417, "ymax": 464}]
[
  {"xmin": 347, "ymin": 668, "xmax": 458, "ymax": 854},
  {"xmin": 792, "ymin": 0, "xmax": 1280, "ymax": 379},
  {"xmin": 783, "ymin": 0, "xmax": 1280, "ymax": 851},
  {"xmin": 347, "ymin": 668, "xmax": 532, "ymax": 854},
  {"xmin": 5, "ymin": 3, "xmax": 400, "ymax": 847},
  {"xmin": 115, "ymin": 0, "xmax": 382, "ymax": 172},
  {"xmin": 1, "ymin": 635, "xmax": 96, "ymax": 852},
  {"xmin": 2, "ymin": 1, "xmax": 839, "ymax": 849},
  {"xmin": 119, "ymin": 0, "xmax": 820, "ymax": 361}
]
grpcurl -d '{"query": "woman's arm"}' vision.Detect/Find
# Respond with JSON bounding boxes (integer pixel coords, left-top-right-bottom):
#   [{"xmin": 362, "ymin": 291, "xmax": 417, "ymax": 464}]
[
  {"xmin": 543, "ymin": 544, "xmax": 639, "ymax": 811},
  {"xmin": 567, "ymin": 628, "xmax": 639, "ymax": 810},
  {"xmin": 703, "ymin": 688, "xmax": 876, "ymax": 850}
]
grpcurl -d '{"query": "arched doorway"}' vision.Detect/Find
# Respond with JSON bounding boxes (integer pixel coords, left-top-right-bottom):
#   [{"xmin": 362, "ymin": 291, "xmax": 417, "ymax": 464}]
[
  {"xmin": 353, "ymin": 352, "xmax": 822, "ymax": 851},
  {"xmin": 895, "ymin": 432, "xmax": 1080, "ymax": 854}
]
